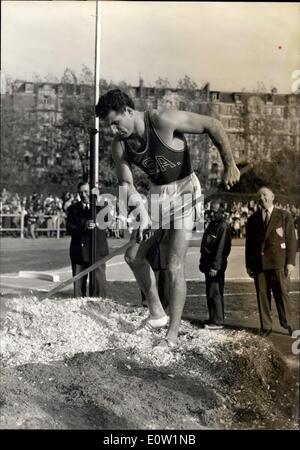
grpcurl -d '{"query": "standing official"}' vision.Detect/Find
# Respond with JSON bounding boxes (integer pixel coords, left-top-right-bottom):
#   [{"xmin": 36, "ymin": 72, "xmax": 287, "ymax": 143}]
[
  {"xmin": 66, "ymin": 181, "xmax": 108, "ymax": 298},
  {"xmin": 199, "ymin": 199, "xmax": 232, "ymax": 329},
  {"xmin": 246, "ymin": 186, "xmax": 297, "ymax": 336}
]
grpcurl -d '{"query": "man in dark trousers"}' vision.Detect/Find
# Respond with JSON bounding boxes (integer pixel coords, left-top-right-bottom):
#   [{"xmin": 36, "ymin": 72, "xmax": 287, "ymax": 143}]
[
  {"xmin": 245, "ymin": 186, "xmax": 297, "ymax": 336},
  {"xmin": 199, "ymin": 199, "xmax": 232, "ymax": 330},
  {"xmin": 66, "ymin": 181, "xmax": 109, "ymax": 298},
  {"xmin": 141, "ymin": 233, "xmax": 169, "ymax": 311}
]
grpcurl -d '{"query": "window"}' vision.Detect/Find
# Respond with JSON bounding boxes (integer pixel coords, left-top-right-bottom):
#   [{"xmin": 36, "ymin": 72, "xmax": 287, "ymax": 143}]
[
  {"xmin": 25, "ymin": 83, "xmax": 33, "ymax": 93},
  {"xmin": 231, "ymin": 119, "xmax": 240, "ymax": 128},
  {"xmin": 222, "ymin": 118, "xmax": 230, "ymax": 128},
  {"xmin": 290, "ymin": 121, "xmax": 296, "ymax": 134},
  {"xmin": 272, "ymin": 119, "xmax": 284, "ymax": 130},
  {"xmin": 265, "ymin": 107, "xmax": 272, "ymax": 115}
]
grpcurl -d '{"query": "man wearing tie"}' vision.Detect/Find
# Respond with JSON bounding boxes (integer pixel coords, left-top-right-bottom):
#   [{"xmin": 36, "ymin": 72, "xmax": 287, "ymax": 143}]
[
  {"xmin": 66, "ymin": 181, "xmax": 108, "ymax": 298},
  {"xmin": 245, "ymin": 186, "xmax": 297, "ymax": 336}
]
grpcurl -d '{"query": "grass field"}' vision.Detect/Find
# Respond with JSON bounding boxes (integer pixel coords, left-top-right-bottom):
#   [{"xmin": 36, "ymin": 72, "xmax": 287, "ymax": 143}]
[{"xmin": 0, "ymin": 235, "xmax": 247, "ymax": 274}]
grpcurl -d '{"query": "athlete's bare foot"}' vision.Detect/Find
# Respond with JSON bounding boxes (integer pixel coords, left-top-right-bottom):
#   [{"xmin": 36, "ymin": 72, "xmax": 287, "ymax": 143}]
[
  {"xmin": 135, "ymin": 315, "xmax": 168, "ymax": 334},
  {"xmin": 153, "ymin": 337, "xmax": 177, "ymax": 349}
]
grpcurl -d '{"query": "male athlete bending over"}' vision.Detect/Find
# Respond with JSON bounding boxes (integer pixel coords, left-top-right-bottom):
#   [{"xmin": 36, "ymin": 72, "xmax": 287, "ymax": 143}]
[{"xmin": 96, "ymin": 89, "xmax": 240, "ymax": 347}]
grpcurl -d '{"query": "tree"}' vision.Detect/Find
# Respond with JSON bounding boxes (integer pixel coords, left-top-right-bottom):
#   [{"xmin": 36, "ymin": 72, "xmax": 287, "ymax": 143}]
[
  {"xmin": 230, "ymin": 147, "xmax": 300, "ymax": 202},
  {"xmin": 78, "ymin": 65, "xmax": 93, "ymax": 85},
  {"xmin": 44, "ymin": 72, "xmax": 59, "ymax": 83},
  {"xmin": 155, "ymin": 77, "xmax": 171, "ymax": 89},
  {"xmin": 117, "ymin": 80, "xmax": 130, "ymax": 94},
  {"xmin": 99, "ymin": 79, "xmax": 130, "ymax": 95},
  {"xmin": 61, "ymin": 68, "xmax": 77, "ymax": 85},
  {"xmin": 50, "ymin": 84, "xmax": 94, "ymax": 184},
  {"xmin": 44, "ymin": 71, "xmax": 127, "ymax": 188},
  {"xmin": 176, "ymin": 75, "xmax": 198, "ymax": 90},
  {"xmin": 1, "ymin": 95, "xmax": 41, "ymax": 187},
  {"xmin": 253, "ymin": 81, "xmax": 267, "ymax": 93},
  {"xmin": 31, "ymin": 72, "xmax": 43, "ymax": 83},
  {"xmin": 1, "ymin": 96, "xmax": 24, "ymax": 184}
]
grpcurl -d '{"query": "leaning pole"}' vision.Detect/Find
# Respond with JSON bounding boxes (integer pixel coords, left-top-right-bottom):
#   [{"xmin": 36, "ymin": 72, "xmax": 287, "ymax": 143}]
[{"xmin": 89, "ymin": 0, "xmax": 101, "ymax": 296}]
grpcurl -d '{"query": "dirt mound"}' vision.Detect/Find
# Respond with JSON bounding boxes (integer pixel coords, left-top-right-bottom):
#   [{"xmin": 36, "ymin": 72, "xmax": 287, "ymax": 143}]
[{"xmin": 0, "ymin": 296, "xmax": 298, "ymax": 429}]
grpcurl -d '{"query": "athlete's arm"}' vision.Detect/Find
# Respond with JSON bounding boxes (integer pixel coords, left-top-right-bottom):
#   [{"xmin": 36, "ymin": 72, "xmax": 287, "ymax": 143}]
[
  {"xmin": 155, "ymin": 110, "xmax": 240, "ymax": 189},
  {"xmin": 111, "ymin": 139, "xmax": 150, "ymax": 241}
]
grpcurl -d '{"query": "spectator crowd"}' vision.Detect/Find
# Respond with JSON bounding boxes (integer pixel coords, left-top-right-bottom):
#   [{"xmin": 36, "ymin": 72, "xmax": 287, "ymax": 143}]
[
  {"xmin": 204, "ymin": 199, "xmax": 300, "ymax": 238},
  {"xmin": 1, "ymin": 187, "xmax": 299, "ymax": 239},
  {"xmin": 0, "ymin": 188, "xmax": 127, "ymax": 239}
]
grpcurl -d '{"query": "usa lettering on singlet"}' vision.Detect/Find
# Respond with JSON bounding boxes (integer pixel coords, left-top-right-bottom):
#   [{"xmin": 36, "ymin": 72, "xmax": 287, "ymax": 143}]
[{"xmin": 121, "ymin": 111, "xmax": 193, "ymax": 185}]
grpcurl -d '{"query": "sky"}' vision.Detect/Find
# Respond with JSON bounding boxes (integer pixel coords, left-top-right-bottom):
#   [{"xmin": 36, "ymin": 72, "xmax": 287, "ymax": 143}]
[{"xmin": 2, "ymin": 1, "xmax": 300, "ymax": 93}]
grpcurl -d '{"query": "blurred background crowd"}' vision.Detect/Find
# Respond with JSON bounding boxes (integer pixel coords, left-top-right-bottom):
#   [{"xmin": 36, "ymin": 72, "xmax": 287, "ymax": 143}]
[{"xmin": 1, "ymin": 187, "xmax": 299, "ymax": 239}]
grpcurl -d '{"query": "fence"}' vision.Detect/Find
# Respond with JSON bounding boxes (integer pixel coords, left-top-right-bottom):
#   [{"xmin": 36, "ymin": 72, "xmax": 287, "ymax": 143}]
[{"xmin": 0, "ymin": 212, "xmax": 66, "ymax": 239}]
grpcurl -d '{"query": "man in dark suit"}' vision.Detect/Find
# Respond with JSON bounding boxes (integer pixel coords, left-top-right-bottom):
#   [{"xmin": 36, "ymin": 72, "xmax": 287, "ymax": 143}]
[
  {"xmin": 199, "ymin": 199, "xmax": 232, "ymax": 329},
  {"xmin": 245, "ymin": 186, "xmax": 297, "ymax": 336},
  {"xmin": 66, "ymin": 181, "xmax": 109, "ymax": 298}
]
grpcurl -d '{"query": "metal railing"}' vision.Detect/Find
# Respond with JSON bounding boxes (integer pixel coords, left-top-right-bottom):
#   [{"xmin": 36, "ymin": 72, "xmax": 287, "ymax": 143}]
[{"xmin": 0, "ymin": 212, "xmax": 66, "ymax": 239}]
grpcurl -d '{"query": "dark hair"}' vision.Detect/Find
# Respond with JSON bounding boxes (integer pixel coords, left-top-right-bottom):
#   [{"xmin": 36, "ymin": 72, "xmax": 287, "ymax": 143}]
[
  {"xmin": 95, "ymin": 89, "xmax": 135, "ymax": 119},
  {"xmin": 77, "ymin": 180, "xmax": 89, "ymax": 191}
]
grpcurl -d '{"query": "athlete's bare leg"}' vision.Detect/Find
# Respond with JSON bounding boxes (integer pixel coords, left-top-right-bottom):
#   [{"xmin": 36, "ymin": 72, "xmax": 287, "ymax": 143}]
[
  {"xmin": 125, "ymin": 224, "xmax": 192, "ymax": 345},
  {"xmin": 164, "ymin": 227, "xmax": 190, "ymax": 345}
]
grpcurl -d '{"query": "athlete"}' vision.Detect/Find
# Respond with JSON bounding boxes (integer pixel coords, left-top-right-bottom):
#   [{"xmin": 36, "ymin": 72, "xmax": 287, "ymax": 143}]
[{"xmin": 96, "ymin": 89, "xmax": 240, "ymax": 346}]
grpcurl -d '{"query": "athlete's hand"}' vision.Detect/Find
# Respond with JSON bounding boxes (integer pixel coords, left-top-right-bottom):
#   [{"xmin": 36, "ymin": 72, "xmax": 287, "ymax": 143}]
[
  {"xmin": 223, "ymin": 163, "xmax": 240, "ymax": 190},
  {"xmin": 137, "ymin": 213, "xmax": 152, "ymax": 243},
  {"xmin": 87, "ymin": 220, "xmax": 96, "ymax": 230},
  {"xmin": 247, "ymin": 268, "xmax": 255, "ymax": 278},
  {"xmin": 209, "ymin": 268, "xmax": 218, "ymax": 277},
  {"xmin": 91, "ymin": 187, "xmax": 99, "ymax": 196},
  {"xmin": 91, "ymin": 187, "xmax": 100, "ymax": 199},
  {"xmin": 285, "ymin": 264, "xmax": 294, "ymax": 278}
]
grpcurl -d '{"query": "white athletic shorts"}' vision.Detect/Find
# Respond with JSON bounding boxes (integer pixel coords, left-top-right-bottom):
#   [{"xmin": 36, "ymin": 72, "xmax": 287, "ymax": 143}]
[{"xmin": 148, "ymin": 172, "xmax": 202, "ymax": 235}]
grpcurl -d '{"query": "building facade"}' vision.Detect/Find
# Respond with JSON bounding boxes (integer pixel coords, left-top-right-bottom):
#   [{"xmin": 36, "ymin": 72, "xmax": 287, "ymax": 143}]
[{"xmin": 2, "ymin": 79, "xmax": 300, "ymax": 191}]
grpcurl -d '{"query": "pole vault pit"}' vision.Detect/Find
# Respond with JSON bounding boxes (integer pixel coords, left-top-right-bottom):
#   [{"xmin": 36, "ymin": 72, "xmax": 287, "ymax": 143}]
[{"xmin": 0, "ymin": 295, "xmax": 298, "ymax": 429}]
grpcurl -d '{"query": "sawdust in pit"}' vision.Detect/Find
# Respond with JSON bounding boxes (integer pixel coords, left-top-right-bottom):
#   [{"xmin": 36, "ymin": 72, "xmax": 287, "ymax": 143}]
[{"xmin": 0, "ymin": 296, "xmax": 298, "ymax": 429}]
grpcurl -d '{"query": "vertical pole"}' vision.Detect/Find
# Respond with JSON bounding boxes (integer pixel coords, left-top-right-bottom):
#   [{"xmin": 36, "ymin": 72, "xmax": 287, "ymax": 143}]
[
  {"xmin": 89, "ymin": 0, "xmax": 100, "ymax": 296},
  {"xmin": 89, "ymin": 128, "xmax": 97, "ymax": 295},
  {"xmin": 94, "ymin": 0, "xmax": 100, "ymax": 185},
  {"xmin": 57, "ymin": 212, "xmax": 60, "ymax": 239},
  {"xmin": 20, "ymin": 209, "xmax": 24, "ymax": 239}
]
